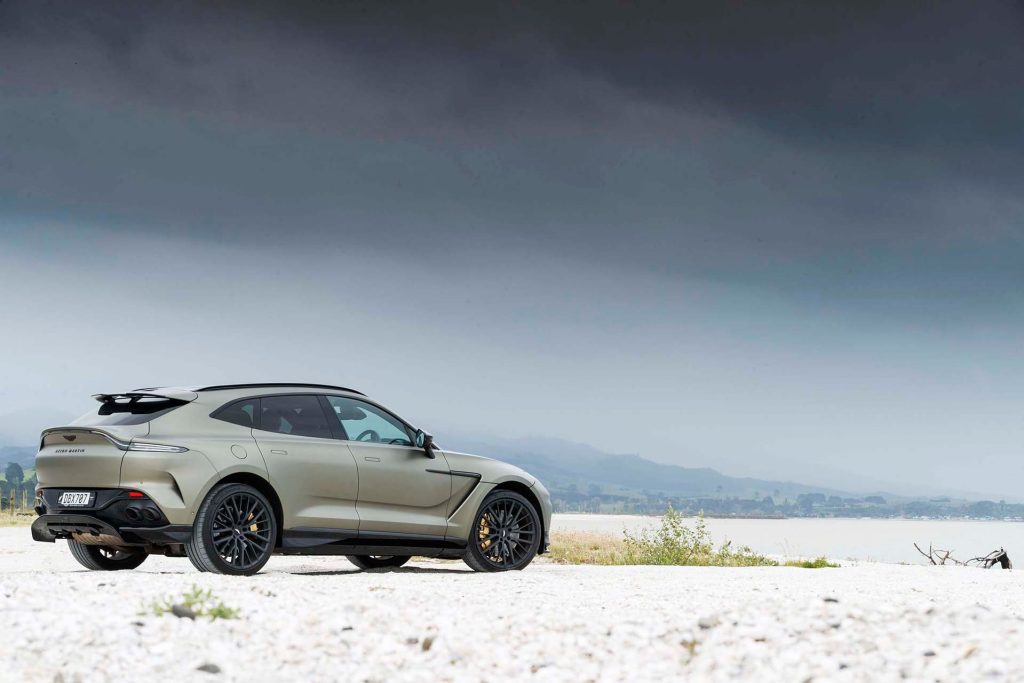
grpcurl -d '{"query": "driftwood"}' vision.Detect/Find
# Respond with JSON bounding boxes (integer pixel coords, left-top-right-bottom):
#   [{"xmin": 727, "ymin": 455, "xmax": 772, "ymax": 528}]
[{"xmin": 913, "ymin": 542, "xmax": 1012, "ymax": 569}]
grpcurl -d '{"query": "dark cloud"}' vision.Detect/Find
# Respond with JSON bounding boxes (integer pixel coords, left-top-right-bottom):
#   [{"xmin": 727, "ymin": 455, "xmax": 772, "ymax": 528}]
[
  {"xmin": 2, "ymin": 1, "xmax": 1024, "ymax": 496},
  {"xmin": 2, "ymin": 1, "xmax": 1022, "ymax": 314}
]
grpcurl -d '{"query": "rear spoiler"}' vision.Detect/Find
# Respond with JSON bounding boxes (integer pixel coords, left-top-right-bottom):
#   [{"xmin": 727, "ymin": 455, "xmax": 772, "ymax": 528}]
[
  {"xmin": 92, "ymin": 389, "xmax": 199, "ymax": 403},
  {"xmin": 91, "ymin": 390, "xmax": 198, "ymax": 417}
]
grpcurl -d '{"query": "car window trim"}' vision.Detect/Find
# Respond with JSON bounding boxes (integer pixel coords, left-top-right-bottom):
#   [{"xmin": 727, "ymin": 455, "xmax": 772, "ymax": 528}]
[{"xmin": 316, "ymin": 394, "xmax": 348, "ymax": 440}]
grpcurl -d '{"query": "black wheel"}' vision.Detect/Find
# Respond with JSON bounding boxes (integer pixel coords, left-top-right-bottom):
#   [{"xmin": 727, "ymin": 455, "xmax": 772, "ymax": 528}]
[
  {"xmin": 186, "ymin": 483, "xmax": 278, "ymax": 576},
  {"xmin": 68, "ymin": 539, "xmax": 147, "ymax": 571},
  {"xmin": 346, "ymin": 555, "xmax": 411, "ymax": 570},
  {"xmin": 463, "ymin": 490, "xmax": 541, "ymax": 572}
]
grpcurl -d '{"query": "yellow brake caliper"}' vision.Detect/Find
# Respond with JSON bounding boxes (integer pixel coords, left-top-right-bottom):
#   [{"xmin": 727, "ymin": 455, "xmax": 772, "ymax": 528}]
[{"xmin": 479, "ymin": 513, "xmax": 492, "ymax": 551}]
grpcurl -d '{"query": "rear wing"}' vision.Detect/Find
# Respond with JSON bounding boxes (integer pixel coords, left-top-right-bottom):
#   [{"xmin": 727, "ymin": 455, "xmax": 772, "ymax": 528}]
[
  {"xmin": 91, "ymin": 390, "xmax": 197, "ymax": 417},
  {"xmin": 92, "ymin": 388, "xmax": 199, "ymax": 403}
]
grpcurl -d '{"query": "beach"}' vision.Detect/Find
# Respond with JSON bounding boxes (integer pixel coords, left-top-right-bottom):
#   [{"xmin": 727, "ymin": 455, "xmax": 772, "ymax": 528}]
[{"xmin": 1, "ymin": 526, "xmax": 1022, "ymax": 681}]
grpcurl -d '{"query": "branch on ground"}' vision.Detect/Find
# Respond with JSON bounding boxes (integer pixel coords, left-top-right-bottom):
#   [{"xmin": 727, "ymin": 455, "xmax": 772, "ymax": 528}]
[{"xmin": 913, "ymin": 542, "xmax": 1012, "ymax": 569}]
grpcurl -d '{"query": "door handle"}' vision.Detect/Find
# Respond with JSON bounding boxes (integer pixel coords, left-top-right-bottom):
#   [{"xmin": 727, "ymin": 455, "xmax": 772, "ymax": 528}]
[
  {"xmin": 270, "ymin": 449, "xmax": 288, "ymax": 455},
  {"xmin": 364, "ymin": 456, "xmax": 381, "ymax": 462}
]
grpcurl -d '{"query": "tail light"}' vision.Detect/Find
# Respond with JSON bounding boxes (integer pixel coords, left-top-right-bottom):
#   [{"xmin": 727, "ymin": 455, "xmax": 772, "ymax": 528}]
[{"xmin": 127, "ymin": 442, "xmax": 188, "ymax": 453}]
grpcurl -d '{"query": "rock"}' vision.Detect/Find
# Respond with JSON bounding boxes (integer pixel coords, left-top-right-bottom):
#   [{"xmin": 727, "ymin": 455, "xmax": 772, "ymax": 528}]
[
  {"xmin": 698, "ymin": 616, "xmax": 720, "ymax": 630},
  {"xmin": 197, "ymin": 663, "xmax": 221, "ymax": 674},
  {"xmin": 421, "ymin": 635, "xmax": 435, "ymax": 651},
  {"xmin": 171, "ymin": 604, "xmax": 196, "ymax": 620},
  {"xmin": 823, "ymin": 597, "xmax": 839, "ymax": 603}
]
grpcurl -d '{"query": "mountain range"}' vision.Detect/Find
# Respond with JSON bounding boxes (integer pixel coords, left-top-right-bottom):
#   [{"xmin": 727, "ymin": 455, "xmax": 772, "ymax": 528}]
[{"xmin": 442, "ymin": 434, "xmax": 864, "ymax": 501}]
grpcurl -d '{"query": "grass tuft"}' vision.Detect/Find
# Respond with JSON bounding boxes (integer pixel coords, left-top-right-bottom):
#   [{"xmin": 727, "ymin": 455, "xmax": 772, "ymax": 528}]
[
  {"xmin": 143, "ymin": 585, "xmax": 240, "ymax": 620},
  {"xmin": 0, "ymin": 514, "xmax": 35, "ymax": 527},
  {"xmin": 783, "ymin": 557, "xmax": 840, "ymax": 568},
  {"xmin": 549, "ymin": 531, "xmax": 632, "ymax": 565}
]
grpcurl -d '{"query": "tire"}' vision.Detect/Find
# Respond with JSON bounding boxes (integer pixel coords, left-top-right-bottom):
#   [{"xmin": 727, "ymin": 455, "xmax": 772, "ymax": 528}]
[
  {"xmin": 463, "ymin": 490, "xmax": 542, "ymax": 572},
  {"xmin": 68, "ymin": 539, "xmax": 147, "ymax": 571},
  {"xmin": 186, "ymin": 483, "xmax": 278, "ymax": 576},
  {"xmin": 346, "ymin": 555, "xmax": 411, "ymax": 570}
]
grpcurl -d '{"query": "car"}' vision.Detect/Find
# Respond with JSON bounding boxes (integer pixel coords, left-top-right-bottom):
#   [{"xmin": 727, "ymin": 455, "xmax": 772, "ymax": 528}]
[{"xmin": 31, "ymin": 383, "xmax": 552, "ymax": 575}]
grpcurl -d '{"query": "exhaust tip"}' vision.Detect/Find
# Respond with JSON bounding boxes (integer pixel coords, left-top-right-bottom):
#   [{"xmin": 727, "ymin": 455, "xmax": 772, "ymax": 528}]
[
  {"xmin": 124, "ymin": 506, "xmax": 142, "ymax": 522},
  {"xmin": 141, "ymin": 507, "xmax": 159, "ymax": 522}
]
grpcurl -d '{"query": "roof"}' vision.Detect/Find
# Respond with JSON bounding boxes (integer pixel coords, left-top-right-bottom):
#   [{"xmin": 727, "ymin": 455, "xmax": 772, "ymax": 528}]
[{"xmin": 194, "ymin": 383, "xmax": 365, "ymax": 396}]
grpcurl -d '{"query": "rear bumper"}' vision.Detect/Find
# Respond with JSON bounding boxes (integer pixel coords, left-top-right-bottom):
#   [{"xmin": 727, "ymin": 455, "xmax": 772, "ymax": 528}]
[{"xmin": 31, "ymin": 514, "xmax": 192, "ymax": 546}]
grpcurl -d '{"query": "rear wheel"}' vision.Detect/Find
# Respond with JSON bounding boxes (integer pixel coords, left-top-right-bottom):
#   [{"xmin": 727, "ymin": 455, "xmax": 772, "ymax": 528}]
[
  {"xmin": 186, "ymin": 483, "xmax": 278, "ymax": 576},
  {"xmin": 67, "ymin": 539, "xmax": 147, "ymax": 571},
  {"xmin": 346, "ymin": 555, "xmax": 411, "ymax": 570},
  {"xmin": 463, "ymin": 490, "xmax": 541, "ymax": 572}
]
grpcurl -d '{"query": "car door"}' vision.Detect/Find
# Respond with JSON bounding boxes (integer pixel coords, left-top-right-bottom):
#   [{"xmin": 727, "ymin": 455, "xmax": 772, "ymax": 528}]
[
  {"xmin": 251, "ymin": 394, "xmax": 360, "ymax": 532},
  {"xmin": 323, "ymin": 394, "xmax": 451, "ymax": 537}
]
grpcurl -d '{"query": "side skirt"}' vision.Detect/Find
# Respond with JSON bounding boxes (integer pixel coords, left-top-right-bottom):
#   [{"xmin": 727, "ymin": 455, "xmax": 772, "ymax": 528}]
[{"xmin": 277, "ymin": 527, "xmax": 468, "ymax": 557}]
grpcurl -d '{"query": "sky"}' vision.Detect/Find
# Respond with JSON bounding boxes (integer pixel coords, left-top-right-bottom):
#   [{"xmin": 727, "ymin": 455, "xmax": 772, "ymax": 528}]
[{"xmin": 1, "ymin": 1, "xmax": 1023, "ymax": 499}]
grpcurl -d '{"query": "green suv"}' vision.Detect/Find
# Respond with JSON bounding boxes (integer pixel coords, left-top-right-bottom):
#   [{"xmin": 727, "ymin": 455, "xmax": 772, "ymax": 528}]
[{"xmin": 31, "ymin": 384, "xmax": 551, "ymax": 575}]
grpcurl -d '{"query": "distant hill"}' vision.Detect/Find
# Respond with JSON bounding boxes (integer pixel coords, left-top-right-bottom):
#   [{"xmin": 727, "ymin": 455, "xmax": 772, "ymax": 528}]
[
  {"xmin": 0, "ymin": 446, "xmax": 36, "ymax": 469},
  {"xmin": 443, "ymin": 434, "xmax": 853, "ymax": 500}
]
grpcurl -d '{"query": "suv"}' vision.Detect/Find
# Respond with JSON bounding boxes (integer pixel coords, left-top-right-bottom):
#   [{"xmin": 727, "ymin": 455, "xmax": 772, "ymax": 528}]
[{"xmin": 32, "ymin": 384, "xmax": 551, "ymax": 575}]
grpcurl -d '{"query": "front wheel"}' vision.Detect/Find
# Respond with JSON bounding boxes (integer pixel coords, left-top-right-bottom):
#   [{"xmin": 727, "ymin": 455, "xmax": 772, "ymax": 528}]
[
  {"xmin": 68, "ymin": 539, "xmax": 148, "ymax": 571},
  {"xmin": 463, "ymin": 490, "xmax": 541, "ymax": 572},
  {"xmin": 186, "ymin": 483, "xmax": 278, "ymax": 576},
  {"xmin": 346, "ymin": 555, "xmax": 411, "ymax": 570}
]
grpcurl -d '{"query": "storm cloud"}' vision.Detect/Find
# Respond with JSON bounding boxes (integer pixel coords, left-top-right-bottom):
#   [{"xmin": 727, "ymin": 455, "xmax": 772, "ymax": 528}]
[{"xmin": 1, "ymin": 1, "xmax": 1023, "ymax": 498}]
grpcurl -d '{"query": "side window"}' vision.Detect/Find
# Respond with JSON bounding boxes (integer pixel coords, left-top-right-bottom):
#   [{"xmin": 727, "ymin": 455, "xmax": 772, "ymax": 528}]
[
  {"xmin": 211, "ymin": 398, "xmax": 258, "ymax": 428},
  {"xmin": 325, "ymin": 396, "xmax": 413, "ymax": 446},
  {"xmin": 258, "ymin": 395, "xmax": 333, "ymax": 439}
]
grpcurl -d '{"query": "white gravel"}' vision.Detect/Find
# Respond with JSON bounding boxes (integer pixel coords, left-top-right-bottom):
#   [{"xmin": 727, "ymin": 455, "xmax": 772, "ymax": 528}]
[{"xmin": 2, "ymin": 527, "xmax": 1023, "ymax": 682}]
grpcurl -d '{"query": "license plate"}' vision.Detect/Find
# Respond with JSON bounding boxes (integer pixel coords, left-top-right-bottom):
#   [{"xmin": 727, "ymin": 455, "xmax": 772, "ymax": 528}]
[{"xmin": 58, "ymin": 492, "xmax": 92, "ymax": 507}]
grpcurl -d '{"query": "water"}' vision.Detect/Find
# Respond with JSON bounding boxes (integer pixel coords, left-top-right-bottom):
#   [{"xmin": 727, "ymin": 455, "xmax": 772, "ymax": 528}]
[{"xmin": 553, "ymin": 513, "xmax": 1024, "ymax": 564}]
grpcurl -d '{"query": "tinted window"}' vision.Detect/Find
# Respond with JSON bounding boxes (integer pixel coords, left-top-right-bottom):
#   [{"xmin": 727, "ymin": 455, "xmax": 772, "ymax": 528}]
[
  {"xmin": 325, "ymin": 396, "xmax": 412, "ymax": 446},
  {"xmin": 211, "ymin": 399, "xmax": 258, "ymax": 428},
  {"xmin": 258, "ymin": 395, "xmax": 332, "ymax": 439},
  {"xmin": 72, "ymin": 397, "xmax": 186, "ymax": 427}
]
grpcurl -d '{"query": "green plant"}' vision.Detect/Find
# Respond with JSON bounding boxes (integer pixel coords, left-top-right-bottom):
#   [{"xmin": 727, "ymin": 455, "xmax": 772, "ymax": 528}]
[
  {"xmin": 143, "ymin": 585, "xmax": 240, "ymax": 620},
  {"xmin": 783, "ymin": 557, "xmax": 839, "ymax": 568},
  {"xmin": 622, "ymin": 507, "xmax": 778, "ymax": 567}
]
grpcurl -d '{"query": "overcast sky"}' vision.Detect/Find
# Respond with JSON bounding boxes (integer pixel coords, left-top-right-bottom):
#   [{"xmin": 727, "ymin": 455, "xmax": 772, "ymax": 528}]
[{"xmin": 1, "ymin": 1, "xmax": 1023, "ymax": 499}]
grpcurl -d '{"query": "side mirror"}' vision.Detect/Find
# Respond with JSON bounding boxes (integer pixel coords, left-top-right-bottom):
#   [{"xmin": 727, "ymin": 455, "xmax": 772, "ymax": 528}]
[{"xmin": 414, "ymin": 429, "xmax": 435, "ymax": 458}]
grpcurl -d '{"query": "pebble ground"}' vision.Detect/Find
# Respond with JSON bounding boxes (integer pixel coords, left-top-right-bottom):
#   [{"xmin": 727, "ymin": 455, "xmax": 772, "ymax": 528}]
[{"xmin": 1, "ymin": 528, "xmax": 1022, "ymax": 682}]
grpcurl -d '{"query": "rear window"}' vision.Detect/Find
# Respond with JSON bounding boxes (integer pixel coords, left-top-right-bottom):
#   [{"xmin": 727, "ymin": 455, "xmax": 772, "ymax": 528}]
[
  {"xmin": 211, "ymin": 398, "xmax": 259, "ymax": 428},
  {"xmin": 72, "ymin": 396, "xmax": 187, "ymax": 426}
]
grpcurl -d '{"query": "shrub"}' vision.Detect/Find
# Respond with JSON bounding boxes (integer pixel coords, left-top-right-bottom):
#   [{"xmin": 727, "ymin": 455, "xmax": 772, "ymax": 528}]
[{"xmin": 622, "ymin": 507, "xmax": 778, "ymax": 567}]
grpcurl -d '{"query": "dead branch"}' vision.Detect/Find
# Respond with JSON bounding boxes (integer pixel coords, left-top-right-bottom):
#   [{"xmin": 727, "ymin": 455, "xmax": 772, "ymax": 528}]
[
  {"xmin": 914, "ymin": 542, "xmax": 1011, "ymax": 569},
  {"xmin": 966, "ymin": 548, "xmax": 1013, "ymax": 570},
  {"xmin": 914, "ymin": 542, "xmax": 937, "ymax": 565}
]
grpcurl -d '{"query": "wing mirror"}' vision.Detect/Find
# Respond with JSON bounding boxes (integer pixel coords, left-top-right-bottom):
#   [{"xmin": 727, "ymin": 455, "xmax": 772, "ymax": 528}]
[{"xmin": 414, "ymin": 429, "xmax": 435, "ymax": 458}]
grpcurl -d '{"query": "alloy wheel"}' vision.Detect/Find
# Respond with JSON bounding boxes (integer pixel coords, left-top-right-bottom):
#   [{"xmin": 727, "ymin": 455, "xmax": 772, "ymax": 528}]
[
  {"xmin": 476, "ymin": 497, "xmax": 538, "ymax": 569},
  {"xmin": 210, "ymin": 491, "xmax": 273, "ymax": 572}
]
